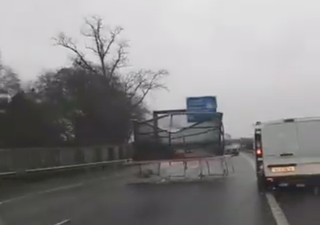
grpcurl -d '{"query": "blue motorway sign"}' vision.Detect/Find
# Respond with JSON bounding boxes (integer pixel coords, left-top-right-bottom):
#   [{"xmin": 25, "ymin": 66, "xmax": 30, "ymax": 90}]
[{"xmin": 186, "ymin": 96, "xmax": 217, "ymax": 123}]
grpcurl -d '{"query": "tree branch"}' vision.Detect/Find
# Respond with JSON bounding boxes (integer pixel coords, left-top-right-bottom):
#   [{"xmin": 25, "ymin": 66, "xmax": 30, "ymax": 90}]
[
  {"xmin": 124, "ymin": 69, "xmax": 168, "ymax": 108},
  {"xmin": 80, "ymin": 16, "xmax": 126, "ymax": 78},
  {"xmin": 82, "ymin": 16, "xmax": 107, "ymax": 76},
  {"xmin": 53, "ymin": 33, "xmax": 96, "ymax": 74},
  {"xmin": 110, "ymin": 42, "xmax": 128, "ymax": 79}
]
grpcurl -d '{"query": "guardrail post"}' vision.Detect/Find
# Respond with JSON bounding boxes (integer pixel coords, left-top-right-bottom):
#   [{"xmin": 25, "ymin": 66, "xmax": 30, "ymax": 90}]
[
  {"xmin": 112, "ymin": 147, "xmax": 118, "ymax": 170},
  {"xmin": 94, "ymin": 146, "xmax": 102, "ymax": 162},
  {"xmin": 0, "ymin": 150, "xmax": 11, "ymax": 173},
  {"xmin": 108, "ymin": 147, "xmax": 114, "ymax": 161},
  {"xmin": 119, "ymin": 146, "xmax": 123, "ymax": 159},
  {"xmin": 75, "ymin": 148, "xmax": 84, "ymax": 164},
  {"xmin": 12, "ymin": 149, "xmax": 27, "ymax": 176}
]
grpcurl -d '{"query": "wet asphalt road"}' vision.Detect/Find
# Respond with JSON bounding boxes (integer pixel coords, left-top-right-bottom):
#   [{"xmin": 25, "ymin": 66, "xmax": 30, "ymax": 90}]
[
  {"xmin": 274, "ymin": 184, "xmax": 320, "ymax": 225},
  {"xmin": 0, "ymin": 154, "xmax": 318, "ymax": 225}
]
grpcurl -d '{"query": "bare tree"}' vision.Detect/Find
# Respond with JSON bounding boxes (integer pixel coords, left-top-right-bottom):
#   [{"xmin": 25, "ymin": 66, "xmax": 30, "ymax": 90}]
[
  {"xmin": 54, "ymin": 16, "xmax": 127, "ymax": 78},
  {"xmin": 53, "ymin": 15, "xmax": 168, "ymax": 109}
]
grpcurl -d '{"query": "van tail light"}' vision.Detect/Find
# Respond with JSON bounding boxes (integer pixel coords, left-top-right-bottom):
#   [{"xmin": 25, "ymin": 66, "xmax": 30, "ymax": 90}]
[
  {"xmin": 256, "ymin": 148, "xmax": 264, "ymax": 173},
  {"xmin": 256, "ymin": 148, "xmax": 262, "ymax": 156}
]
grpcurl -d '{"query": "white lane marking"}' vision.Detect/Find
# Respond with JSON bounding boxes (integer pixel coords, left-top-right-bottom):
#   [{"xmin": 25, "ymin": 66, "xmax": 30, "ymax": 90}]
[
  {"xmin": 0, "ymin": 183, "xmax": 83, "ymax": 205},
  {"xmin": 240, "ymin": 153, "xmax": 290, "ymax": 225},
  {"xmin": 0, "ymin": 195, "xmax": 30, "ymax": 205},
  {"xmin": 42, "ymin": 183, "xmax": 83, "ymax": 194},
  {"xmin": 266, "ymin": 193, "xmax": 290, "ymax": 225},
  {"xmin": 53, "ymin": 219, "xmax": 71, "ymax": 225},
  {"xmin": 0, "ymin": 170, "xmax": 135, "ymax": 206}
]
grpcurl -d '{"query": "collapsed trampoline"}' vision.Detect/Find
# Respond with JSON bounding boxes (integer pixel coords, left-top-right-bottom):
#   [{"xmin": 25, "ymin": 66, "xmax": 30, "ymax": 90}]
[{"xmin": 129, "ymin": 109, "xmax": 235, "ymax": 183}]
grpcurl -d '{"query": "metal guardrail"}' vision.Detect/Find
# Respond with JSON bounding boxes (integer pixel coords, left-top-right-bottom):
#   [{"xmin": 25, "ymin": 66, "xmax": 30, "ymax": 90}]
[
  {"xmin": 0, "ymin": 158, "xmax": 132, "ymax": 177},
  {"xmin": 0, "ymin": 144, "xmax": 133, "ymax": 178}
]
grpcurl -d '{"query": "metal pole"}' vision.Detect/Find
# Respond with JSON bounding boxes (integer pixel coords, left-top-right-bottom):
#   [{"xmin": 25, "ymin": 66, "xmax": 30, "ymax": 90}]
[
  {"xmin": 220, "ymin": 122, "xmax": 225, "ymax": 156},
  {"xmin": 153, "ymin": 112, "xmax": 159, "ymax": 142},
  {"xmin": 168, "ymin": 114, "xmax": 173, "ymax": 146}
]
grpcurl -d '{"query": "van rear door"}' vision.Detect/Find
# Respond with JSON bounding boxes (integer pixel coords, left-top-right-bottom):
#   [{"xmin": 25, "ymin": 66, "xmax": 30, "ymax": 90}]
[
  {"xmin": 296, "ymin": 120, "xmax": 320, "ymax": 162},
  {"xmin": 261, "ymin": 121, "xmax": 299, "ymax": 175}
]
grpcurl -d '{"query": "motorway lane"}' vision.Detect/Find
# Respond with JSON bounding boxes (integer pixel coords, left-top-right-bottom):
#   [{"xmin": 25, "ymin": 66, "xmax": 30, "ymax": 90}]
[
  {"xmin": 244, "ymin": 152, "xmax": 320, "ymax": 225},
  {"xmin": 0, "ymin": 166, "xmax": 136, "ymax": 202},
  {"xmin": 273, "ymin": 180, "xmax": 320, "ymax": 225},
  {"xmin": 0, "ymin": 155, "xmax": 277, "ymax": 225},
  {"xmin": 274, "ymin": 189, "xmax": 320, "ymax": 225}
]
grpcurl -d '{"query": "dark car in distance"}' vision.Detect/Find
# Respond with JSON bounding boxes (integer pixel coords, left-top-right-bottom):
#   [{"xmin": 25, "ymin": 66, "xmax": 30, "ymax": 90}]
[{"xmin": 225, "ymin": 144, "xmax": 240, "ymax": 156}]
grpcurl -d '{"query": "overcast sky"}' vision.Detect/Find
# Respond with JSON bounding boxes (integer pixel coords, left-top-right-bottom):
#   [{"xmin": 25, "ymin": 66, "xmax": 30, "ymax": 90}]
[{"xmin": 1, "ymin": 0, "xmax": 320, "ymax": 137}]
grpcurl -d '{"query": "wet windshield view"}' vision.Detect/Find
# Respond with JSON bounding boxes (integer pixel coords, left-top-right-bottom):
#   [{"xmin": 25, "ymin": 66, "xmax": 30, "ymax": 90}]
[{"xmin": 0, "ymin": 0, "xmax": 320, "ymax": 224}]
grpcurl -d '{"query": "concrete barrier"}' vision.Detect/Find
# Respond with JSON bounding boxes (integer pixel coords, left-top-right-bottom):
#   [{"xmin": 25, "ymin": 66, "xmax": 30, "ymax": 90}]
[{"xmin": 0, "ymin": 144, "xmax": 133, "ymax": 176}]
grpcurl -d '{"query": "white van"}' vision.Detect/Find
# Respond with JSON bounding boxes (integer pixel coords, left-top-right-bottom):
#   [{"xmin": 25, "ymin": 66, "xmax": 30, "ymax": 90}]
[{"xmin": 254, "ymin": 118, "xmax": 320, "ymax": 191}]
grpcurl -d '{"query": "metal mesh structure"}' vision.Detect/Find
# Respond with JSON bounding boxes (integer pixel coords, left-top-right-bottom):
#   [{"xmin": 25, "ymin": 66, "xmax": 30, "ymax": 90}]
[
  {"xmin": 128, "ymin": 109, "xmax": 237, "ymax": 184},
  {"xmin": 132, "ymin": 110, "xmax": 224, "ymax": 160}
]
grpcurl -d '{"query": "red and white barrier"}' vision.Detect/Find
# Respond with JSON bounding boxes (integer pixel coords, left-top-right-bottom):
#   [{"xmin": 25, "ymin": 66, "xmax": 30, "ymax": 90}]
[{"xmin": 127, "ymin": 155, "xmax": 235, "ymax": 183}]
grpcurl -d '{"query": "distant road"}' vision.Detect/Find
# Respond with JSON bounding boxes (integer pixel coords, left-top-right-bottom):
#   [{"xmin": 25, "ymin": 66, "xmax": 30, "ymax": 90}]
[{"xmin": 0, "ymin": 154, "xmax": 319, "ymax": 225}]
